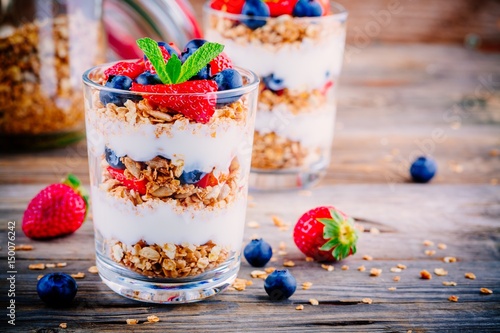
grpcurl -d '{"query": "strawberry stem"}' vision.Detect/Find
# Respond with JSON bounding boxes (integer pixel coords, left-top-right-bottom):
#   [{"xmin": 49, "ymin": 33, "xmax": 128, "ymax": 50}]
[
  {"xmin": 318, "ymin": 209, "xmax": 358, "ymax": 261},
  {"xmin": 62, "ymin": 174, "xmax": 89, "ymax": 217}
]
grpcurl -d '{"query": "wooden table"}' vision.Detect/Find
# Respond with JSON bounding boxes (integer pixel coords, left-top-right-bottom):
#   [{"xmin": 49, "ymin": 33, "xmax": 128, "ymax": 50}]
[{"xmin": 1, "ymin": 44, "xmax": 499, "ymax": 332}]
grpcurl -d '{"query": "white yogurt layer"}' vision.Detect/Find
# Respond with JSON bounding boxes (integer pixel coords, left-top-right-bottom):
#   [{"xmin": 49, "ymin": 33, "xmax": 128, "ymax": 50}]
[
  {"xmin": 255, "ymin": 103, "xmax": 335, "ymax": 149},
  {"xmin": 205, "ymin": 30, "xmax": 345, "ymax": 91},
  {"xmin": 92, "ymin": 185, "xmax": 247, "ymax": 250}
]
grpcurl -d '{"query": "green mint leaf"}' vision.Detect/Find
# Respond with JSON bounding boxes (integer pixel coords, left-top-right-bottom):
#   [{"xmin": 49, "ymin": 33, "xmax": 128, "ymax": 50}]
[
  {"xmin": 177, "ymin": 42, "xmax": 224, "ymax": 83},
  {"xmin": 165, "ymin": 53, "xmax": 182, "ymax": 83},
  {"xmin": 136, "ymin": 37, "xmax": 171, "ymax": 84}
]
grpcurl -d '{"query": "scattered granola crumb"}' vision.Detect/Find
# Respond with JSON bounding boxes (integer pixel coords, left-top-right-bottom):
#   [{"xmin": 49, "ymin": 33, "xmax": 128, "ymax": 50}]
[
  {"xmin": 126, "ymin": 319, "xmax": 139, "ymax": 325},
  {"xmin": 358, "ymin": 265, "xmax": 366, "ymax": 272},
  {"xmin": 247, "ymin": 221, "xmax": 260, "ymax": 228},
  {"xmin": 490, "ymin": 148, "xmax": 500, "ymax": 157},
  {"xmin": 15, "ymin": 244, "xmax": 33, "ymax": 251},
  {"xmin": 420, "ymin": 270, "xmax": 432, "ymax": 280},
  {"xmin": 296, "ymin": 304, "xmax": 304, "ymax": 310},
  {"xmin": 278, "ymin": 250, "xmax": 288, "ymax": 256},
  {"xmin": 57, "ymin": 262, "xmax": 67, "ymax": 267},
  {"xmin": 465, "ymin": 272, "xmax": 476, "ymax": 280},
  {"xmin": 443, "ymin": 281, "xmax": 457, "ymax": 286},
  {"xmin": 370, "ymin": 227, "xmax": 380, "ymax": 234},
  {"xmin": 362, "ymin": 298, "xmax": 373, "ymax": 304},
  {"xmin": 388, "ymin": 287, "xmax": 397, "ymax": 291},
  {"xmin": 250, "ymin": 270, "xmax": 268, "ymax": 279},
  {"xmin": 302, "ymin": 282, "xmax": 313, "ymax": 290},
  {"xmin": 232, "ymin": 278, "xmax": 250, "ymax": 291},
  {"xmin": 443, "ymin": 256, "xmax": 457, "ymax": 263},
  {"xmin": 341, "ymin": 265, "xmax": 349, "ymax": 271},
  {"xmin": 437, "ymin": 243, "xmax": 447, "ymax": 250},
  {"xmin": 321, "ymin": 264, "xmax": 334, "ymax": 272},
  {"xmin": 370, "ymin": 268, "xmax": 382, "ymax": 277},
  {"xmin": 397, "ymin": 264, "xmax": 407, "ymax": 270},
  {"xmin": 88, "ymin": 266, "xmax": 99, "ymax": 274},
  {"xmin": 279, "ymin": 241, "xmax": 286, "ymax": 250},
  {"xmin": 362, "ymin": 255, "xmax": 373, "ymax": 261},
  {"xmin": 71, "ymin": 272, "xmax": 85, "ymax": 279},
  {"xmin": 425, "ymin": 250, "xmax": 436, "ymax": 256},
  {"xmin": 147, "ymin": 315, "xmax": 160, "ymax": 323},
  {"xmin": 423, "ymin": 240, "xmax": 434, "ymax": 247},
  {"xmin": 305, "ymin": 256, "xmax": 314, "ymax": 262},
  {"xmin": 309, "ymin": 298, "xmax": 319, "ymax": 306},
  {"xmin": 37, "ymin": 274, "xmax": 44, "ymax": 280},
  {"xmin": 272, "ymin": 215, "xmax": 286, "ymax": 227},
  {"xmin": 448, "ymin": 295, "xmax": 459, "ymax": 302},
  {"xmin": 434, "ymin": 268, "xmax": 448, "ymax": 276},
  {"xmin": 46, "ymin": 263, "xmax": 56, "ymax": 268},
  {"xmin": 270, "ymin": 257, "xmax": 278, "ymax": 263},
  {"xmin": 59, "ymin": 323, "xmax": 67, "ymax": 329},
  {"xmin": 279, "ymin": 226, "xmax": 290, "ymax": 231},
  {"xmin": 283, "ymin": 260, "xmax": 295, "ymax": 267},
  {"xmin": 393, "ymin": 276, "xmax": 401, "ymax": 282},
  {"xmin": 480, "ymin": 288, "xmax": 493, "ymax": 295},
  {"xmin": 265, "ymin": 267, "xmax": 276, "ymax": 274},
  {"xmin": 390, "ymin": 267, "xmax": 402, "ymax": 273},
  {"xmin": 29, "ymin": 263, "xmax": 45, "ymax": 270}
]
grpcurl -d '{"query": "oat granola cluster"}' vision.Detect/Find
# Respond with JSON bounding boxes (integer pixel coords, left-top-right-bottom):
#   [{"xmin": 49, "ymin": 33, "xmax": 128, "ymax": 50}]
[{"xmin": 0, "ymin": 12, "xmax": 104, "ymax": 136}]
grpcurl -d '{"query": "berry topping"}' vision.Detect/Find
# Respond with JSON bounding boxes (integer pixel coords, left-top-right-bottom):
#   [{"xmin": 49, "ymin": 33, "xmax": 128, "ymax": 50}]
[
  {"xmin": 180, "ymin": 39, "xmax": 208, "ymax": 62},
  {"xmin": 158, "ymin": 41, "xmax": 181, "ymax": 58},
  {"xmin": 264, "ymin": 0, "xmax": 297, "ymax": 17},
  {"xmin": 210, "ymin": 0, "xmax": 245, "ymax": 14},
  {"xmin": 131, "ymin": 80, "xmax": 219, "ymax": 124},
  {"xmin": 293, "ymin": 206, "xmax": 358, "ymax": 262},
  {"xmin": 213, "ymin": 69, "xmax": 243, "ymax": 106},
  {"xmin": 242, "ymin": 0, "xmax": 271, "ymax": 30},
  {"xmin": 105, "ymin": 146, "xmax": 126, "ymax": 169},
  {"xmin": 293, "ymin": 0, "xmax": 323, "ymax": 17},
  {"xmin": 99, "ymin": 75, "xmax": 141, "ymax": 107},
  {"xmin": 135, "ymin": 71, "xmax": 162, "ymax": 85},
  {"xmin": 209, "ymin": 52, "xmax": 233, "ymax": 76},
  {"xmin": 37, "ymin": 273, "xmax": 77, "ymax": 306},
  {"xmin": 264, "ymin": 269, "xmax": 297, "ymax": 300},
  {"xmin": 104, "ymin": 61, "xmax": 144, "ymax": 80},
  {"xmin": 144, "ymin": 41, "xmax": 174, "ymax": 74},
  {"xmin": 22, "ymin": 175, "xmax": 88, "ymax": 240},
  {"xmin": 107, "ymin": 167, "xmax": 147, "ymax": 195},
  {"xmin": 179, "ymin": 170, "xmax": 206, "ymax": 185},
  {"xmin": 410, "ymin": 156, "xmax": 437, "ymax": 183},
  {"xmin": 196, "ymin": 171, "xmax": 219, "ymax": 188},
  {"xmin": 317, "ymin": 0, "xmax": 330, "ymax": 15},
  {"xmin": 244, "ymin": 238, "xmax": 273, "ymax": 267},
  {"xmin": 262, "ymin": 73, "xmax": 285, "ymax": 93}
]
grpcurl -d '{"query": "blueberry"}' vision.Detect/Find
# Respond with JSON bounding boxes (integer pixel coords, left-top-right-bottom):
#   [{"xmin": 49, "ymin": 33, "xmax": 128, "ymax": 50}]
[
  {"xmin": 264, "ymin": 269, "xmax": 297, "ymax": 300},
  {"xmin": 157, "ymin": 41, "xmax": 180, "ymax": 58},
  {"xmin": 180, "ymin": 39, "xmax": 207, "ymax": 62},
  {"xmin": 37, "ymin": 273, "xmax": 77, "ymax": 306},
  {"xmin": 179, "ymin": 170, "xmax": 206, "ymax": 184},
  {"xmin": 135, "ymin": 71, "xmax": 162, "ymax": 85},
  {"xmin": 244, "ymin": 238, "xmax": 273, "ymax": 267},
  {"xmin": 99, "ymin": 75, "xmax": 141, "ymax": 107},
  {"xmin": 410, "ymin": 156, "xmax": 437, "ymax": 183},
  {"xmin": 105, "ymin": 146, "xmax": 125, "ymax": 169},
  {"xmin": 189, "ymin": 65, "xmax": 210, "ymax": 80},
  {"xmin": 241, "ymin": 0, "xmax": 270, "ymax": 30},
  {"xmin": 262, "ymin": 73, "xmax": 285, "ymax": 92},
  {"xmin": 213, "ymin": 69, "xmax": 243, "ymax": 106},
  {"xmin": 293, "ymin": 0, "xmax": 323, "ymax": 17}
]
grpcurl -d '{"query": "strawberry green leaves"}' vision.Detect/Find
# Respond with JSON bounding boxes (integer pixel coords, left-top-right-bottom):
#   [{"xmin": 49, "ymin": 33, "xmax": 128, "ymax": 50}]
[
  {"xmin": 317, "ymin": 209, "xmax": 358, "ymax": 261},
  {"xmin": 136, "ymin": 37, "xmax": 224, "ymax": 85}
]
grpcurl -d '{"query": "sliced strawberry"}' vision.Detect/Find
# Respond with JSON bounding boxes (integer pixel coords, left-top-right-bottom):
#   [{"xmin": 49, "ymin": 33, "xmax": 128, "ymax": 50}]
[
  {"xmin": 209, "ymin": 52, "xmax": 233, "ymax": 76},
  {"xmin": 107, "ymin": 167, "xmax": 147, "ymax": 195},
  {"xmin": 196, "ymin": 172, "xmax": 219, "ymax": 188},
  {"xmin": 317, "ymin": 0, "xmax": 330, "ymax": 15},
  {"xmin": 264, "ymin": 0, "xmax": 297, "ymax": 17},
  {"xmin": 104, "ymin": 61, "xmax": 144, "ymax": 80},
  {"xmin": 144, "ymin": 44, "xmax": 171, "ymax": 74},
  {"xmin": 131, "ymin": 80, "xmax": 219, "ymax": 124},
  {"xmin": 168, "ymin": 42, "xmax": 182, "ymax": 56},
  {"xmin": 210, "ymin": 0, "xmax": 245, "ymax": 14}
]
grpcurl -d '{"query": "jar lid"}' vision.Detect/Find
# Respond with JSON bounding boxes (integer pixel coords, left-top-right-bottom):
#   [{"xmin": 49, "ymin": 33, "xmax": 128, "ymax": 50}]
[{"xmin": 104, "ymin": 0, "xmax": 202, "ymax": 60}]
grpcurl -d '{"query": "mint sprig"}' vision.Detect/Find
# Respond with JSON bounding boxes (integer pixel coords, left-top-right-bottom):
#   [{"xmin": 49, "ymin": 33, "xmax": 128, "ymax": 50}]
[{"xmin": 136, "ymin": 38, "xmax": 224, "ymax": 84}]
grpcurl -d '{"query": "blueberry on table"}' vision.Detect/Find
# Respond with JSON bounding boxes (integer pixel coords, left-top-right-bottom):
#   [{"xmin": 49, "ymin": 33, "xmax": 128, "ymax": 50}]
[
  {"xmin": 213, "ymin": 69, "xmax": 243, "ymax": 106},
  {"xmin": 179, "ymin": 170, "xmax": 206, "ymax": 185},
  {"xmin": 264, "ymin": 269, "xmax": 297, "ymax": 300},
  {"xmin": 99, "ymin": 75, "xmax": 142, "ymax": 107},
  {"xmin": 241, "ymin": 0, "xmax": 270, "ymax": 30},
  {"xmin": 244, "ymin": 238, "xmax": 273, "ymax": 267},
  {"xmin": 105, "ymin": 146, "xmax": 126, "ymax": 169},
  {"xmin": 293, "ymin": 0, "xmax": 323, "ymax": 17},
  {"xmin": 135, "ymin": 71, "xmax": 162, "ymax": 85},
  {"xmin": 37, "ymin": 273, "xmax": 77, "ymax": 306},
  {"xmin": 410, "ymin": 156, "xmax": 437, "ymax": 183},
  {"xmin": 262, "ymin": 73, "xmax": 285, "ymax": 93}
]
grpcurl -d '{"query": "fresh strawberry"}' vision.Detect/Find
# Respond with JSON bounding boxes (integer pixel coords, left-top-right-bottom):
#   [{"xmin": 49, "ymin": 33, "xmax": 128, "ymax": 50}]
[
  {"xmin": 209, "ymin": 52, "xmax": 233, "ymax": 76},
  {"xmin": 210, "ymin": 0, "xmax": 245, "ymax": 14},
  {"xmin": 293, "ymin": 206, "xmax": 358, "ymax": 262},
  {"xmin": 144, "ymin": 44, "xmax": 171, "ymax": 74},
  {"xmin": 131, "ymin": 80, "xmax": 219, "ymax": 124},
  {"xmin": 196, "ymin": 172, "xmax": 219, "ymax": 188},
  {"xmin": 22, "ymin": 175, "xmax": 88, "ymax": 240},
  {"xmin": 104, "ymin": 61, "xmax": 144, "ymax": 80},
  {"xmin": 317, "ymin": 0, "xmax": 330, "ymax": 15},
  {"xmin": 107, "ymin": 167, "xmax": 147, "ymax": 195},
  {"xmin": 264, "ymin": 0, "xmax": 297, "ymax": 17},
  {"xmin": 320, "ymin": 80, "xmax": 334, "ymax": 95}
]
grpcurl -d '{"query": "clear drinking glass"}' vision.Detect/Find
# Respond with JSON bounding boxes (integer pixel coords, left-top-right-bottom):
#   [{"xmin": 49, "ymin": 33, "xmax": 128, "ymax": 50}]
[
  {"xmin": 204, "ymin": 2, "xmax": 347, "ymax": 190},
  {"xmin": 82, "ymin": 62, "xmax": 258, "ymax": 303}
]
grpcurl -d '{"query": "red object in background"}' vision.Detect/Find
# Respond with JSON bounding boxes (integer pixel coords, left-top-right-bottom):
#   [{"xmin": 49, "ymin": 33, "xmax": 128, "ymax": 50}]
[
  {"xmin": 264, "ymin": 0, "xmax": 297, "ymax": 17},
  {"xmin": 210, "ymin": 0, "xmax": 245, "ymax": 14}
]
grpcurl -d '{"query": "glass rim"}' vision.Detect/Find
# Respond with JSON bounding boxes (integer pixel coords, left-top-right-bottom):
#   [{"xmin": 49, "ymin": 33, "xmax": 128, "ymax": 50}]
[
  {"xmin": 203, "ymin": 0, "xmax": 348, "ymax": 22},
  {"xmin": 82, "ymin": 61, "xmax": 260, "ymax": 98}
]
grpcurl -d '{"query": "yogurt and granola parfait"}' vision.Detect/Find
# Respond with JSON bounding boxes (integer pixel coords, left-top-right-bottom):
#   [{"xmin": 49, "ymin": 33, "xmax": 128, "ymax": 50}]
[
  {"xmin": 82, "ymin": 38, "xmax": 258, "ymax": 303},
  {"xmin": 204, "ymin": 0, "xmax": 347, "ymax": 189}
]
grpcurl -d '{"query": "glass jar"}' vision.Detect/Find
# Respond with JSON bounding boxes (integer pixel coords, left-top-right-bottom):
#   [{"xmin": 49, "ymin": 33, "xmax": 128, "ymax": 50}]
[{"xmin": 0, "ymin": 0, "xmax": 105, "ymax": 150}]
